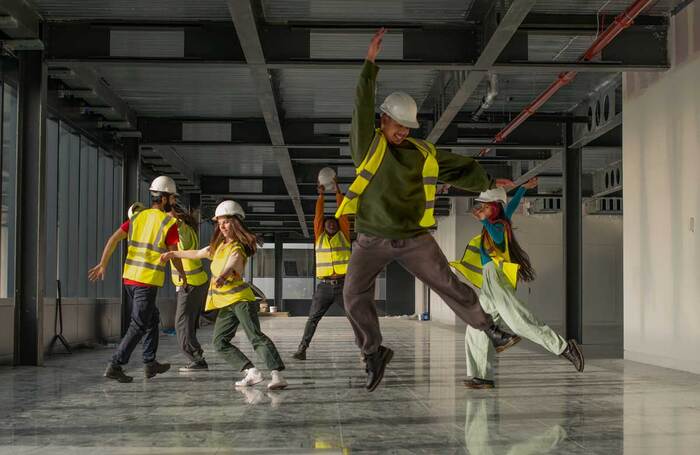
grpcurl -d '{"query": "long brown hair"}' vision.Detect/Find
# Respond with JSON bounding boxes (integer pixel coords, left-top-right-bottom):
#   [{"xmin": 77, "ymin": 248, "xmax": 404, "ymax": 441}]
[
  {"xmin": 210, "ymin": 215, "xmax": 263, "ymax": 257},
  {"xmin": 172, "ymin": 205, "xmax": 198, "ymax": 230},
  {"xmin": 481, "ymin": 202, "xmax": 536, "ymax": 282}
]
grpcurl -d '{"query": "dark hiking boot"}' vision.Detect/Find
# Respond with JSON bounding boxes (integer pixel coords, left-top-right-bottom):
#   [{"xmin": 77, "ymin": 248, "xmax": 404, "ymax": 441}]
[
  {"xmin": 144, "ymin": 360, "xmax": 171, "ymax": 379},
  {"xmin": 365, "ymin": 346, "xmax": 394, "ymax": 392},
  {"xmin": 484, "ymin": 325, "xmax": 521, "ymax": 353},
  {"xmin": 463, "ymin": 377, "xmax": 495, "ymax": 389},
  {"xmin": 104, "ymin": 364, "xmax": 133, "ymax": 383},
  {"xmin": 560, "ymin": 339, "xmax": 585, "ymax": 372},
  {"xmin": 179, "ymin": 359, "xmax": 208, "ymax": 372},
  {"xmin": 292, "ymin": 348, "xmax": 307, "ymax": 360}
]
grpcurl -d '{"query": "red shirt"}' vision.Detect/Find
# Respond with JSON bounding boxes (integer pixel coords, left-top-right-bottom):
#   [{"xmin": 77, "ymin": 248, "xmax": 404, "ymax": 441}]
[{"xmin": 121, "ymin": 219, "xmax": 179, "ymax": 287}]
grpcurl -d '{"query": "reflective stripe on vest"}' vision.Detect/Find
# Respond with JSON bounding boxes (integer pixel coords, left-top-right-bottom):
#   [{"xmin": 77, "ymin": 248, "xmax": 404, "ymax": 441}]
[
  {"xmin": 315, "ymin": 231, "xmax": 351, "ymax": 278},
  {"xmin": 123, "ymin": 209, "xmax": 176, "ymax": 287},
  {"xmin": 449, "ymin": 234, "xmax": 519, "ymax": 289},
  {"xmin": 205, "ymin": 241, "xmax": 256, "ymax": 311},
  {"xmin": 335, "ymin": 130, "xmax": 440, "ymax": 228},
  {"xmin": 170, "ymin": 222, "xmax": 209, "ymax": 287}
]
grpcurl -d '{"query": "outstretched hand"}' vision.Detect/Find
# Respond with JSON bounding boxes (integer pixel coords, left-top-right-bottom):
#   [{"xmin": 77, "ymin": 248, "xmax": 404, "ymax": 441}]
[
  {"xmin": 494, "ymin": 178, "xmax": 515, "ymax": 190},
  {"xmin": 522, "ymin": 177, "xmax": 539, "ymax": 190},
  {"xmin": 367, "ymin": 28, "xmax": 387, "ymax": 63},
  {"xmin": 88, "ymin": 264, "xmax": 105, "ymax": 282}
]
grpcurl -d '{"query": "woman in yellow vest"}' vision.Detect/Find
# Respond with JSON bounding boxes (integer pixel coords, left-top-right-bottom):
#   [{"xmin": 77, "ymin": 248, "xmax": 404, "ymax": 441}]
[
  {"xmin": 169, "ymin": 205, "xmax": 210, "ymax": 372},
  {"xmin": 161, "ymin": 200, "xmax": 287, "ymax": 390},
  {"xmin": 293, "ymin": 179, "xmax": 351, "ymax": 360},
  {"xmin": 452, "ymin": 178, "xmax": 584, "ymax": 389}
]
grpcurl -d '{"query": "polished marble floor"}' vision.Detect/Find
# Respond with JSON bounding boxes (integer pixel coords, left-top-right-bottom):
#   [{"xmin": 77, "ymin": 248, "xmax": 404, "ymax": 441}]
[{"xmin": 1, "ymin": 317, "xmax": 700, "ymax": 454}]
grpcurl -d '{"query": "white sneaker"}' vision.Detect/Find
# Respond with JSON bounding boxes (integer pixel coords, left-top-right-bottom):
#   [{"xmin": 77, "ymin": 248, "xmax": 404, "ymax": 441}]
[
  {"xmin": 267, "ymin": 370, "xmax": 288, "ymax": 390},
  {"xmin": 235, "ymin": 367, "xmax": 264, "ymax": 387}
]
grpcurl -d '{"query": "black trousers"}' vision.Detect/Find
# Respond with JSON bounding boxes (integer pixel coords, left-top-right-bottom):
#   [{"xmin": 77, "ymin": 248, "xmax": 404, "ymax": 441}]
[
  {"xmin": 298, "ymin": 280, "xmax": 345, "ymax": 350},
  {"xmin": 111, "ymin": 285, "xmax": 160, "ymax": 366}
]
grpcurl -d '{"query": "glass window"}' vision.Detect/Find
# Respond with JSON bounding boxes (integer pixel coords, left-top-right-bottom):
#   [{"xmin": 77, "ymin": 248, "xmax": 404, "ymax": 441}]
[
  {"xmin": 252, "ymin": 245, "xmax": 275, "ymax": 298},
  {"xmin": 44, "ymin": 119, "xmax": 60, "ymax": 297},
  {"xmin": 1, "ymin": 83, "xmax": 18, "ymax": 298},
  {"xmin": 77, "ymin": 140, "xmax": 93, "ymax": 297},
  {"xmin": 282, "ymin": 243, "xmax": 314, "ymax": 300}
]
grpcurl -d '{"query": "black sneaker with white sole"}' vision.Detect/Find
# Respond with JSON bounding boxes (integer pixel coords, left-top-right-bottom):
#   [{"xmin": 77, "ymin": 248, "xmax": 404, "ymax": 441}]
[{"xmin": 179, "ymin": 359, "xmax": 209, "ymax": 372}]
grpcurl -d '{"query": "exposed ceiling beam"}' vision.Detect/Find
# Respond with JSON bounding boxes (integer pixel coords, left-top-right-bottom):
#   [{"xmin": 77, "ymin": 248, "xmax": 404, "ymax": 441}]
[
  {"xmin": 225, "ymin": 0, "xmax": 308, "ymax": 237},
  {"xmin": 140, "ymin": 141, "xmax": 564, "ymax": 151},
  {"xmin": 45, "ymin": 58, "xmax": 669, "ymax": 73},
  {"xmin": 53, "ymin": 64, "xmax": 138, "ymax": 129},
  {"xmin": 427, "ymin": 0, "xmax": 538, "ymax": 144},
  {"xmin": 43, "ymin": 16, "xmax": 667, "ymax": 72},
  {"xmin": 0, "ymin": 0, "xmax": 41, "ymax": 39},
  {"xmin": 140, "ymin": 145, "xmax": 200, "ymax": 191},
  {"xmin": 512, "ymin": 152, "xmax": 562, "ymax": 186}
]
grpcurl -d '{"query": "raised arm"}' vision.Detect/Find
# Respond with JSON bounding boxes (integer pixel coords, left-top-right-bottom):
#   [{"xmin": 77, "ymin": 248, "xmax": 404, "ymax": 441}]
[
  {"xmin": 505, "ymin": 177, "xmax": 538, "ymax": 219},
  {"xmin": 314, "ymin": 187, "xmax": 325, "ymax": 239},
  {"xmin": 350, "ymin": 28, "xmax": 385, "ymax": 167},
  {"xmin": 335, "ymin": 182, "xmax": 351, "ymax": 238},
  {"xmin": 505, "ymin": 187, "xmax": 526, "ymax": 219}
]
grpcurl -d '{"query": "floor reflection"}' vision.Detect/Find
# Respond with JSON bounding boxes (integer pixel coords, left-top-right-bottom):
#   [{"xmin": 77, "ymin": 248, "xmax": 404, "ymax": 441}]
[
  {"xmin": 1, "ymin": 317, "xmax": 699, "ymax": 454},
  {"xmin": 465, "ymin": 397, "xmax": 566, "ymax": 455}
]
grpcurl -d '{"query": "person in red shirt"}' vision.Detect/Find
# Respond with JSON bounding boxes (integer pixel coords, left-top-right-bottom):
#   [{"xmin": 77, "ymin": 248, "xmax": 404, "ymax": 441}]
[{"xmin": 89, "ymin": 176, "xmax": 187, "ymax": 383}]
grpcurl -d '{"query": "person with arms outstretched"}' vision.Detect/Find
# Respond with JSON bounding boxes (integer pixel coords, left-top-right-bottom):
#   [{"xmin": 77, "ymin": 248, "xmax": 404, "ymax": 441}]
[
  {"xmin": 337, "ymin": 28, "xmax": 520, "ymax": 392},
  {"xmin": 452, "ymin": 178, "xmax": 585, "ymax": 389}
]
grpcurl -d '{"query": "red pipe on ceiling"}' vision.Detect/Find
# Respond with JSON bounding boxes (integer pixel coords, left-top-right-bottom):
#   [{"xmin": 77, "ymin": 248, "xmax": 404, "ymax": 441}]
[{"xmin": 479, "ymin": 0, "xmax": 655, "ymax": 156}]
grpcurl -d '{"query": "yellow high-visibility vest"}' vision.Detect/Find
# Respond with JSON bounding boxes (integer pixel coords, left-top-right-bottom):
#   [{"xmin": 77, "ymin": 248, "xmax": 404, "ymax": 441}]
[
  {"xmin": 205, "ymin": 241, "xmax": 256, "ymax": 311},
  {"xmin": 450, "ymin": 233, "xmax": 520, "ymax": 289},
  {"xmin": 335, "ymin": 130, "xmax": 439, "ymax": 228},
  {"xmin": 315, "ymin": 231, "xmax": 351, "ymax": 278},
  {"xmin": 123, "ymin": 208, "xmax": 176, "ymax": 287},
  {"xmin": 170, "ymin": 222, "xmax": 209, "ymax": 287}
]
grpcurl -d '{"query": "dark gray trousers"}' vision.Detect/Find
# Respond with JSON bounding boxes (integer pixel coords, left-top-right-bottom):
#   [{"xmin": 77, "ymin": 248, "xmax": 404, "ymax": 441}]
[
  {"xmin": 175, "ymin": 283, "xmax": 208, "ymax": 362},
  {"xmin": 298, "ymin": 280, "xmax": 345, "ymax": 350},
  {"xmin": 343, "ymin": 233, "xmax": 494, "ymax": 355}
]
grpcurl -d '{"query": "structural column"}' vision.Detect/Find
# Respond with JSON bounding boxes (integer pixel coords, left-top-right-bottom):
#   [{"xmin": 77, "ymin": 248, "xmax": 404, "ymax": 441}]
[
  {"xmin": 274, "ymin": 234, "xmax": 283, "ymax": 310},
  {"xmin": 14, "ymin": 50, "xmax": 47, "ymax": 366},
  {"xmin": 120, "ymin": 140, "xmax": 140, "ymax": 336},
  {"xmin": 563, "ymin": 120, "xmax": 583, "ymax": 343}
]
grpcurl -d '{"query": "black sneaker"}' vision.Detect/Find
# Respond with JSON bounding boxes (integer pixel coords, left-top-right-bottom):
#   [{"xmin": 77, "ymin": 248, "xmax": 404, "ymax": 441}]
[
  {"xmin": 104, "ymin": 364, "xmax": 133, "ymax": 383},
  {"xmin": 560, "ymin": 339, "xmax": 585, "ymax": 372},
  {"xmin": 463, "ymin": 377, "xmax": 495, "ymax": 389},
  {"xmin": 144, "ymin": 360, "xmax": 171, "ymax": 379},
  {"xmin": 484, "ymin": 325, "xmax": 521, "ymax": 353},
  {"xmin": 365, "ymin": 346, "xmax": 394, "ymax": 392},
  {"xmin": 179, "ymin": 359, "xmax": 209, "ymax": 372},
  {"xmin": 292, "ymin": 349, "xmax": 307, "ymax": 361}
]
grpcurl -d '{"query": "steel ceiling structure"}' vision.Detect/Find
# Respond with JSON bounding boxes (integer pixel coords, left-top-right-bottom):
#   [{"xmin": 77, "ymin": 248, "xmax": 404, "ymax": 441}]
[{"xmin": 0, "ymin": 0, "xmax": 682, "ymax": 238}]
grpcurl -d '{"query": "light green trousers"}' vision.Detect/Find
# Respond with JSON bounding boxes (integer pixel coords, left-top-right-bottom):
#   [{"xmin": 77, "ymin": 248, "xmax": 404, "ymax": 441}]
[{"xmin": 465, "ymin": 262, "xmax": 567, "ymax": 381}]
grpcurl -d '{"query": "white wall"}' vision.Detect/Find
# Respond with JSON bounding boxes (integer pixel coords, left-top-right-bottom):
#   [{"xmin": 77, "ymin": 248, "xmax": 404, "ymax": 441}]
[{"xmin": 623, "ymin": 5, "xmax": 700, "ymax": 374}]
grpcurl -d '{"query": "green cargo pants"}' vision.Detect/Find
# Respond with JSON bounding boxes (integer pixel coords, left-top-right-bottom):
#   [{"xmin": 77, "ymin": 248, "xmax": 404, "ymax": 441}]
[
  {"xmin": 465, "ymin": 262, "xmax": 567, "ymax": 381},
  {"xmin": 212, "ymin": 301, "xmax": 285, "ymax": 372}
]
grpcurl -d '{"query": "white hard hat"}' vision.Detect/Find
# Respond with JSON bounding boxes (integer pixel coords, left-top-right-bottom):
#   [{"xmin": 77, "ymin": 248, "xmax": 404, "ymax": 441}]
[
  {"xmin": 149, "ymin": 175, "xmax": 178, "ymax": 195},
  {"xmin": 127, "ymin": 202, "xmax": 145, "ymax": 219},
  {"xmin": 380, "ymin": 91, "xmax": 419, "ymax": 129},
  {"xmin": 318, "ymin": 167, "xmax": 336, "ymax": 190},
  {"xmin": 213, "ymin": 200, "xmax": 245, "ymax": 220},
  {"xmin": 476, "ymin": 187, "xmax": 507, "ymax": 204}
]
